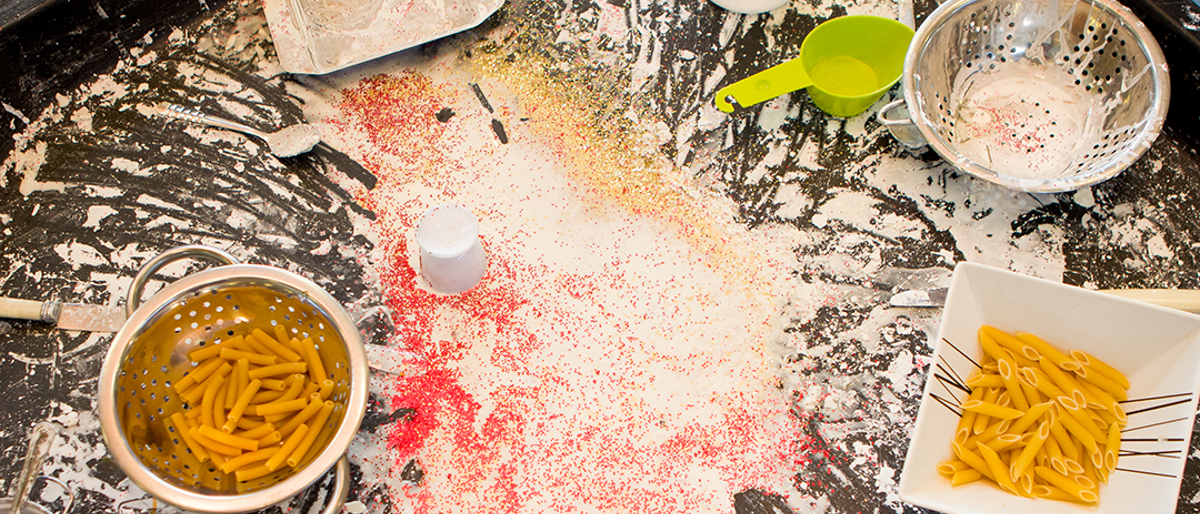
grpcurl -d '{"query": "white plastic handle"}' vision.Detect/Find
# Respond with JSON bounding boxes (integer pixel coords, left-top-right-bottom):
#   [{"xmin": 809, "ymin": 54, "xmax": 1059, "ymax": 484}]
[
  {"xmin": 1102, "ymin": 289, "xmax": 1200, "ymax": 313},
  {"xmin": 0, "ymin": 298, "xmax": 47, "ymax": 321}
]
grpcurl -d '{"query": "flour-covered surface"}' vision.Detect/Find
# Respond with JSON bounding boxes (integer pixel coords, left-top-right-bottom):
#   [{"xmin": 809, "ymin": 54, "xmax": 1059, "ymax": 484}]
[{"xmin": 1, "ymin": 0, "xmax": 1199, "ymax": 513}]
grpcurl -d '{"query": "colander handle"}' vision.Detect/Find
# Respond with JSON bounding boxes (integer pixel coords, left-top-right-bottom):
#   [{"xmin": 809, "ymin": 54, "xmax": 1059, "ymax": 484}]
[
  {"xmin": 878, "ymin": 98, "xmax": 929, "ymax": 149},
  {"xmin": 127, "ymin": 245, "xmax": 241, "ymax": 318},
  {"xmin": 111, "ymin": 458, "xmax": 348, "ymax": 514},
  {"xmin": 877, "ymin": 98, "xmax": 913, "ymax": 127},
  {"xmin": 321, "ymin": 456, "xmax": 351, "ymax": 514},
  {"xmin": 36, "ymin": 477, "xmax": 73, "ymax": 514}
]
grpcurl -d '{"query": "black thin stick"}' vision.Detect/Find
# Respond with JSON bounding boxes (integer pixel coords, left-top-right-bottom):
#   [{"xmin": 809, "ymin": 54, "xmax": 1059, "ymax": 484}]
[
  {"xmin": 943, "ymin": 338, "xmax": 981, "ymax": 369},
  {"xmin": 1126, "ymin": 398, "xmax": 1191, "ymax": 416},
  {"xmin": 1122, "ymin": 417, "xmax": 1189, "ymax": 433},
  {"xmin": 1114, "ymin": 468, "xmax": 1176, "ymax": 478},
  {"xmin": 1120, "ymin": 392, "xmax": 1192, "ymax": 404},
  {"xmin": 939, "ymin": 355, "xmax": 971, "ymax": 391},
  {"xmin": 1119, "ymin": 449, "xmax": 1181, "ymax": 458},
  {"xmin": 934, "ymin": 366, "xmax": 971, "ymax": 396},
  {"xmin": 931, "ymin": 394, "xmax": 963, "ymax": 417},
  {"xmin": 1121, "ymin": 438, "xmax": 1186, "ymax": 442}
]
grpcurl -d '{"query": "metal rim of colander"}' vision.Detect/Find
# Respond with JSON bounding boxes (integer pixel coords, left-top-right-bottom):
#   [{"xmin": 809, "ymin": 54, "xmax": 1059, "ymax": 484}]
[
  {"xmin": 97, "ymin": 257, "xmax": 369, "ymax": 513},
  {"xmin": 899, "ymin": 0, "xmax": 1170, "ymax": 192}
]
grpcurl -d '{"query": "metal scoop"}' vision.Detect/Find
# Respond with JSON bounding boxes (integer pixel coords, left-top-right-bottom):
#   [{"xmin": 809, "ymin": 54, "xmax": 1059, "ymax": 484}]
[{"xmin": 161, "ymin": 104, "xmax": 321, "ymax": 157}]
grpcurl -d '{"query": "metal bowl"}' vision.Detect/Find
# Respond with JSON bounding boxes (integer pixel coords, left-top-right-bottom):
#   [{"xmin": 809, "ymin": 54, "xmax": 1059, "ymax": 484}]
[
  {"xmin": 97, "ymin": 246, "xmax": 367, "ymax": 513},
  {"xmin": 881, "ymin": 0, "xmax": 1170, "ymax": 192}
]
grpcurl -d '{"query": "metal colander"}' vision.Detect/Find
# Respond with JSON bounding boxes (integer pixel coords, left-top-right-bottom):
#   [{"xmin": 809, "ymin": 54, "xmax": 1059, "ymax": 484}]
[
  {"xmin": 880, "ymin": 0, "xmax": 1170, "ymax": 192},
  {"xmin": 98, "ymin": 246, "xmax": 367, "ymax": 513}
]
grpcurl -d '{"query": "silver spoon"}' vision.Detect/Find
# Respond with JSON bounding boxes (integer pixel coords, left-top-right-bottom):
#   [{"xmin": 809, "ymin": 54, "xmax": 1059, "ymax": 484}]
[
  {"xmin": 8, "ymin": 423, "xmax": 57, "ymax": 514},
  {"xmin": 160, "ymin": 104, "xmax": 321, "ymax": 158}
]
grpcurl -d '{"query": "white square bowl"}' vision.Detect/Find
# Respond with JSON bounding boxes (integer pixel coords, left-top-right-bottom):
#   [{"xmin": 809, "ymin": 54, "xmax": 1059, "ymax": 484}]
[{"xmin": 898, "ymin": 262, "xmax": 1200, "ymax": 514}]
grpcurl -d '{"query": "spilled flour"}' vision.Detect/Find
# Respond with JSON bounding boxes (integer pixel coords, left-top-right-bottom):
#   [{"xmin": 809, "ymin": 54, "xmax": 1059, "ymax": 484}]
[{"xmin": 311, "ymin": 70, "xmax": 805, "ymax": 512}]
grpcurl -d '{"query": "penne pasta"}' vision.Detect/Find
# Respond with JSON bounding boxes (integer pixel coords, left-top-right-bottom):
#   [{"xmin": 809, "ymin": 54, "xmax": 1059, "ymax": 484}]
[
  {"xmin": 976, "ymin": 444, "xmax": 1017, "ymax": 493},
  {"xmin": 965, "ymin": 374, "xmax": 1005, "ymax": 388},
  {"xmin": 1035, "ymin": 466, "xmax": 1098, "ymax": 503},
  {"xmin": 960, "ymin": 400, "xmax": 1023, "ymax": 420},
  {"xmin": 1074, "ymin": 365, "xmax": 1128, "ymax": 402},
  {"xmin": 1069, "ymin": 349, "xmax": 1131, "ymax": 389},
  {"xmin": 937, "ymin": 460, "xmax": 971, "ymax": 476},
  {"xmin": 941, "ymin": 326, "xmax": 1130, "ymax": 505},
  {"xmin": 950, "ymin": 469, "xmax": 983, "ymax": 485},
  {"xmin": 1009, "ymin": 420, "xmax": 1049, "ymax": 480}
]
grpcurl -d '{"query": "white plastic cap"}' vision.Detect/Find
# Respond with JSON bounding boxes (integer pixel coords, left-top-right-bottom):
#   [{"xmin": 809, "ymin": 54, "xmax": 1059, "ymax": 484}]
[{"xmin": 416, "ymin": 204, "xmax": 480, "ymax": 259}]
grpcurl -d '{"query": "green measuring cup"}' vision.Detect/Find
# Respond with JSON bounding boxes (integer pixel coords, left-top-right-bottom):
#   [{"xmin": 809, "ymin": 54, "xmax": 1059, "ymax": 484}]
[{"xmin": 715, "ymin": 15, "xmax": 914, "ymax": 118}]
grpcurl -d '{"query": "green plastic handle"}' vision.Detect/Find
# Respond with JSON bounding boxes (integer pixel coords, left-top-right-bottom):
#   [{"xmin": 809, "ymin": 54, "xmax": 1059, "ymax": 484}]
[{"xmin": 714, "ymin": 57, "xmax": 812, "ymax": 113}]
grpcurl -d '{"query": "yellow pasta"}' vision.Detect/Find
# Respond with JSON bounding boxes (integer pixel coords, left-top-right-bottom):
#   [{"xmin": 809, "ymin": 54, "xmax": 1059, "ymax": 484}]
[
  {"xmin": 183, "ymin": 363, "xmax": 233, "ymax": 404},
  {"xmin": 234, "ymin": 463, "xmax": 275, "ymax": 482},
  {"xmin": 223, "ymin": 379, "xmax": 264, "ymax": 432},
  {"xmin": 301, "ymin": 339, "xmax": 327, "ymax": 383},
  {"xmin": 277, "ymin": 395, "xmax": 323, "ymax": 438},
  {"xmin": 1074, "ymin": 365, "xmax": 1128, "ymax": 401},
  {"xmin": 1035, "ymin": 466, "xmax": 1097, "ymax": 503},
  {"xmin": 157, "ymin": 324, "xmax": 347, "ymax": 485},
  {"xmin": 201, "ymin": 374, "xmax": 226, "ymax": 429},
  {"xmin": 977, "ymin": 444, "xmax": 1017, "ymax": 493},
  {"xmin": 1014, "ymin": 332, "xmax": 1071, "ymax": 367},
  {"xmin": 252, "ymin": 328, "xmax": 303, "ymax": 363},
  {"xmin": 974, "ymin": 388, "xmax": 999, "ymax": 434},
  {"xmin": 941, "ymin": 326, "xmax": 1130, "ymax": 505},
  {"xmin": 199, "ymin": 425, "xmax": 259, "ymax": 452},
  {"xmin": 274, "ymin": 326, "xmax": 291, "ymax": 348},
  {"xmin": 260, "ymin": 378, "xmax": 287, "ymax": 391},
  {"xmin": 187, "ymin": 343, "xmax": 225, "ymax": 363},
  {"xmin": 220, "ymin": 348, "xmax": 277, "ymax": 366},
  {"xmin": 220, "ymin": 447, "xmax": 280, "ymax": 474},
  {"xmin": 266, "ymin": 424, "xmax": 308, "ymax": 471},
  {"xmin": 252, "ymin": 398, "xmax": 308, "ymax": 417},
  {"xmin": 1104, "ymin": 423, "xmax": 1119, "ymax": 473},
  {"xmin": 257, "ymin": 431, "xmax": 283, "ymax": 447},
  {"xmin": 241, "ymin": 332, "xmax": 274, "ymax": 356},
  {"xmin": 951, "ymin": 469, "xmax": 983, "ymax": 485},
  {"xmin": 960, "ymin": 400, "xmax": 1023, "ymax": 420},
  {"xmin": 248, "ymin": 362, "xmax": 308, "ymax": 380},
  {"xmin": 1009, "ymin": 421, "xmax": 1049, "ymax": 480},
  {"xmin": 287, "ymin": 401, "xmax": 334, "ymax": 467},
  {"xmin": 234, "ymin": 422, "xmax": 276, "ymax": 441},
  {"xmin": 996, "ymin": 359, "xmax": 1030, "ymax": 411},
  {"xmin": 937, "ymin": 460, "xmax": 971, "ymax": 476},
  {"xmin": 965, "ymin": 374, "xmax": 1004, "ymax": 388},
  {"xmin": 1069, "ymin": 349, "xmax": 1131, "ymax": 389},
  {"xmin": 952, "ymin": 442, "xmax": 994, "ymax": 481},
  {"xmin": 175, "ymin": 358, "xmax": 227, "ymax": 393},
  {"xmin": 1017, "ymin": 367, "xmax": 1067, "ymax": 400},
  {"xmin": 190, "ymin": 426, "xmax": 242, "ymax": 456},
  {"xmin": 169, "ymin": 413, "xmax": 209, "ymax": 463}
]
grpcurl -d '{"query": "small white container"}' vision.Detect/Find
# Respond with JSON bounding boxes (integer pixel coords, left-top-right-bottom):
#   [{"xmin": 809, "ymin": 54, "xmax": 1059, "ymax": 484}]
[
  {"xmin": 708, "ymin": 0, "xmax": 789, "ymax": 14},
  {"xmin": 416, "ymin": 204, "xmax": 487, "ymax": 294}
]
